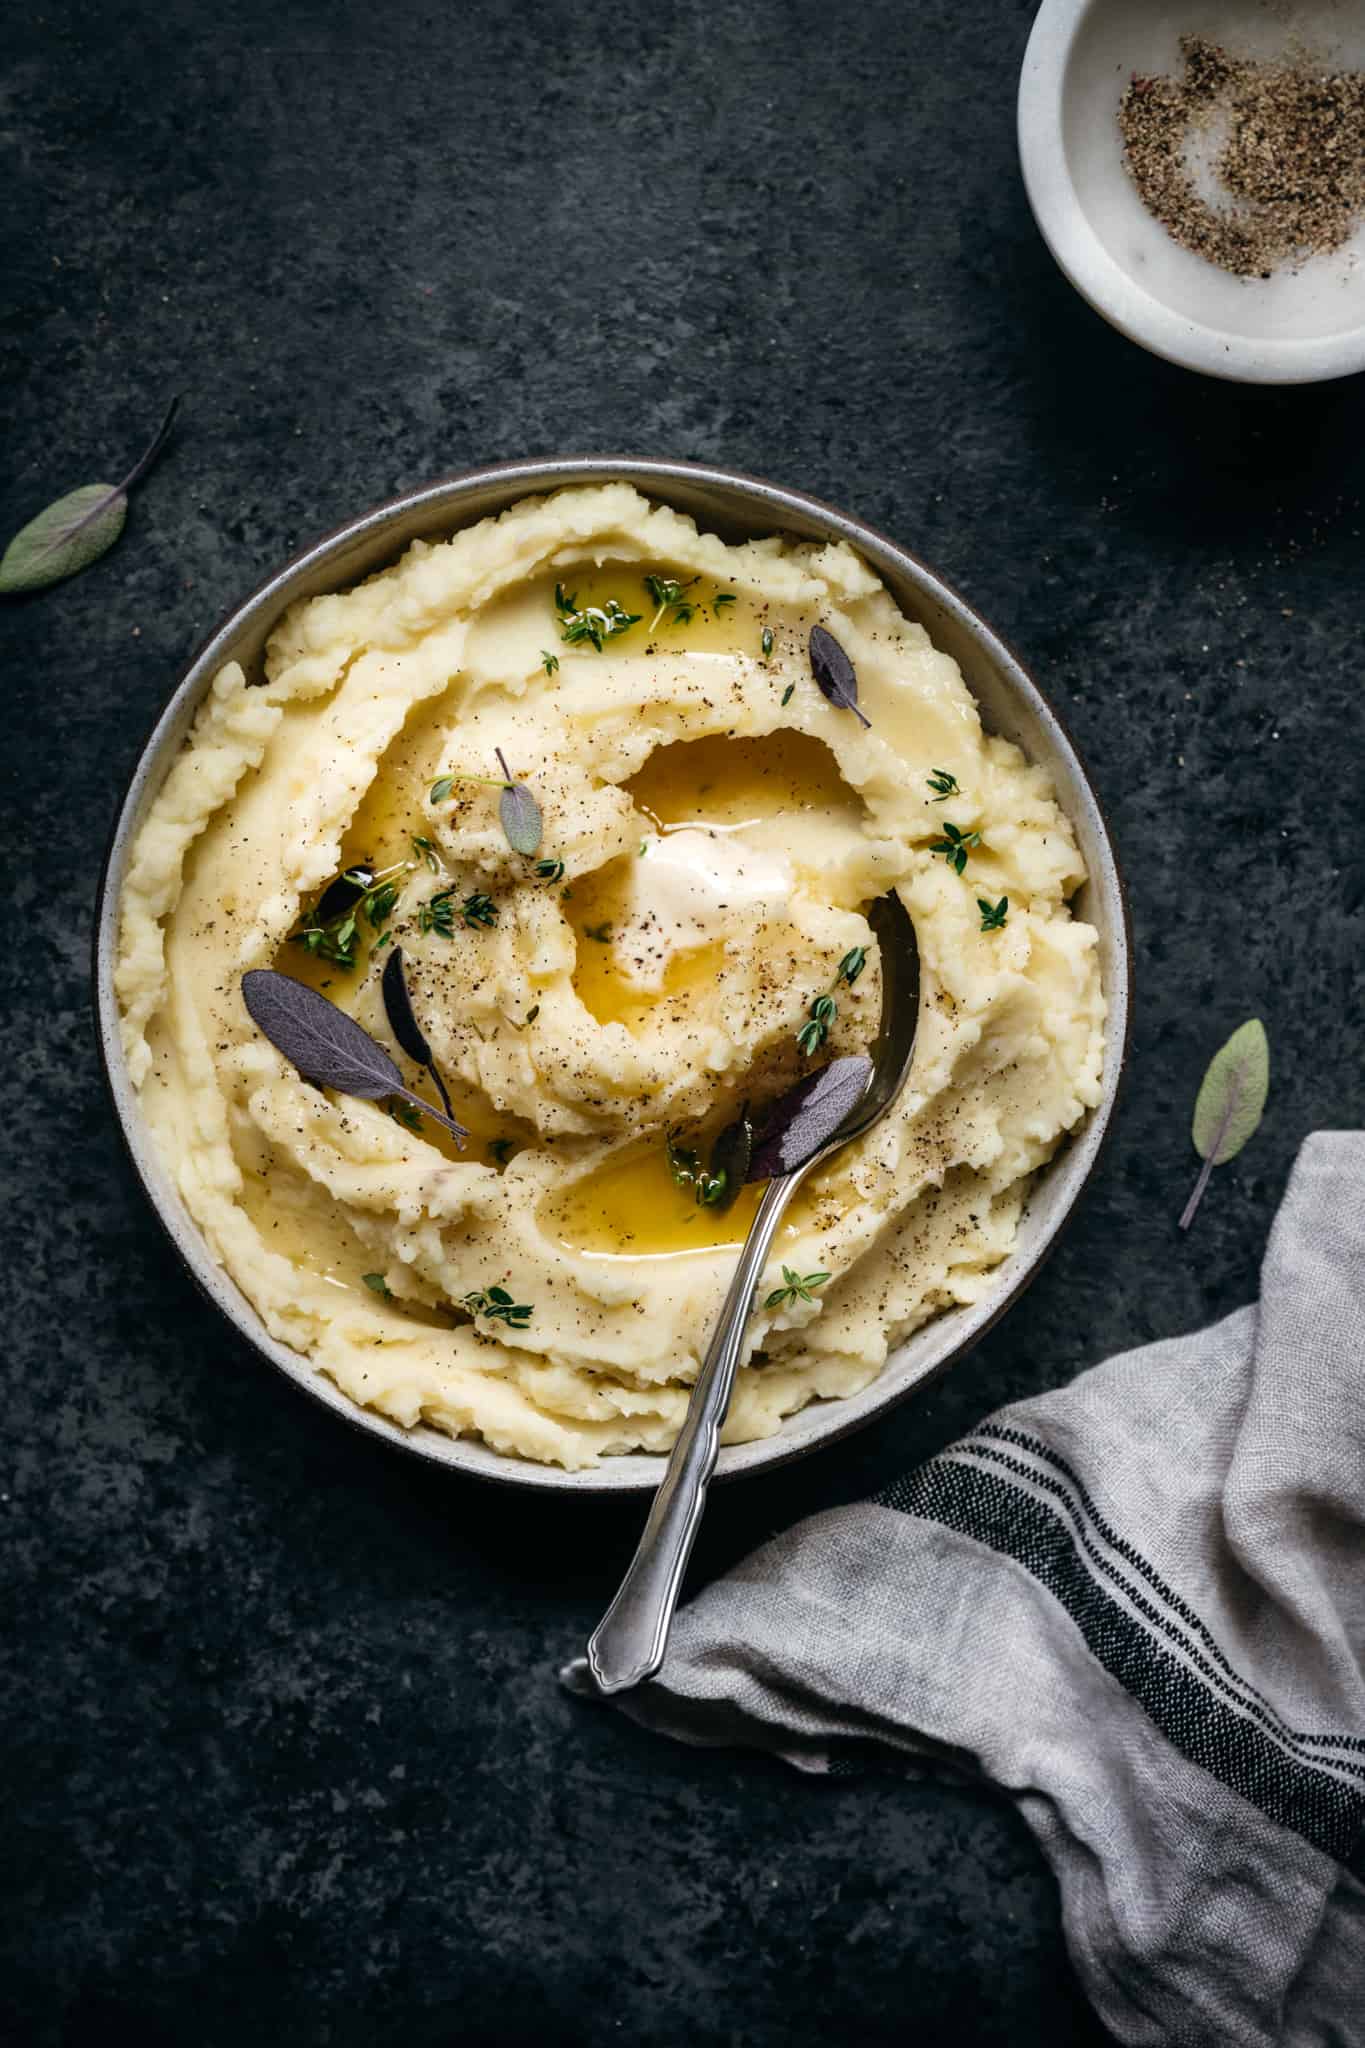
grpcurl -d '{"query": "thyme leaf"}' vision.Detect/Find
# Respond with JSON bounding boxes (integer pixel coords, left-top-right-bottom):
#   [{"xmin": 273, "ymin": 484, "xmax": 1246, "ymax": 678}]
[
  {"xmin": 463, "ymin": 1284, "xmax": 533, "ymax": 1328},
  {"xmin": 930, "ymin": 821, "xmax": 981, "ymax": 875},
  {"xmin": 418, "ymin": 890, "xmax": 456, "ymax": 938},
  {"xmin": 796, "ymin": 944, "xmax": 869, "ymax": 1056},
  {"xmin": 291, "ymin": 859, "xmax": 410, "ymax": 970},
  {"xmin": 461, "ymin": 892, "xmax": 497, "ymax": 928},
  {"xmin": 666, "ymin": 1111, "xmax": 751, "ymax": 1213},
  {"xmin": 643, "ymin": 574, "xmax": 698, "ymax": 628},
  {"xmin": 556, "ymin": 582, "xmax": 640, "ymax": 650},
  {"xmin": 763, "ymin": 1266, "xmax": 831, "ymax": 1311}
]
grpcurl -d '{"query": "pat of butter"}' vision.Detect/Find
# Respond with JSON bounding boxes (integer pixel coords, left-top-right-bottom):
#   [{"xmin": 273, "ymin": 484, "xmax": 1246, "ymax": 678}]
[{"xmin": 615, "ymin": 830, "xmax": 791, "ymax": 990}]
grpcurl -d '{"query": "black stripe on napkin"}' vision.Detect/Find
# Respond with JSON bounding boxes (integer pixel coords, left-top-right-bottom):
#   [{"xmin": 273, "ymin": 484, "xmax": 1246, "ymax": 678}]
[
  {"xmin": 976, "ymin": 1423, "xmax": 1365, "ymax": 1769},
  {"xmin": 878, "ymin": 1455, "xmax": 1364, "ymax": 1866},
  {"xmin": 957, "ymin": 1434, "xmax": 1365, "ymax": 1788}
]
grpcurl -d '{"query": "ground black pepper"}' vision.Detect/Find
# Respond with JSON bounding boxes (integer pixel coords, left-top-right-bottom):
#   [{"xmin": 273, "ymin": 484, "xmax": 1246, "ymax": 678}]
[{"xmin": 1119, "ymin": 34, "xmax": 1365, "ymax": 279}]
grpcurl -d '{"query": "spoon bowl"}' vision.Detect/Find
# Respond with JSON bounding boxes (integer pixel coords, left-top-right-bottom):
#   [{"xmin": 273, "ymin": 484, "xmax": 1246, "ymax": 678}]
[{"xmin": 837, "ymin": 890, "xmax": 922, "ymax": 1147}]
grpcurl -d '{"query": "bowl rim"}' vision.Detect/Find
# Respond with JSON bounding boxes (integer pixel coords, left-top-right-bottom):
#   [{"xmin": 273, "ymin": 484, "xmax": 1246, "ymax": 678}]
[
  {"xmin": 93, "ymin": 453, "xmax": 1133, "ymax": 1494},
  {"xmin": 1017, "ymin": 0, "xmax": 1365, "ymax": 387}
]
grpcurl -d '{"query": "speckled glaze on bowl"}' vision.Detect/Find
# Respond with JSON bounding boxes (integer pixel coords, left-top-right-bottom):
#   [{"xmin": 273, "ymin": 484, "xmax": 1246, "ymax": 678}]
[{"xmin": 94, "ymin": 458, "xmax": 1131, "ymax": 1493}]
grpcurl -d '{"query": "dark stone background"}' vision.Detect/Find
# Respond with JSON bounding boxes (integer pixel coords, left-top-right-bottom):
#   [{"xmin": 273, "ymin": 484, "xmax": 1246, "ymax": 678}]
[{"xmin": 4, "ymin": 1, "xmax": 1363, "ymax": 2042}]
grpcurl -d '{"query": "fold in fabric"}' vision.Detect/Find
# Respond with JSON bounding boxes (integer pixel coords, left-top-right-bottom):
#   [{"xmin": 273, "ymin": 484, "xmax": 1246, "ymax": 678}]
[{"xmin": 604, "ymin": 1135, "xmax": 1365, "ymax": 2047}]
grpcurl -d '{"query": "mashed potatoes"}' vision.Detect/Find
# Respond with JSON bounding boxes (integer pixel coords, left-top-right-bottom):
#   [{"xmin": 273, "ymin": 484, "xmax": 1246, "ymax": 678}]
[{"xmin": 116, "ymin": 484, "xmax": 1104, "ymax": 1469}]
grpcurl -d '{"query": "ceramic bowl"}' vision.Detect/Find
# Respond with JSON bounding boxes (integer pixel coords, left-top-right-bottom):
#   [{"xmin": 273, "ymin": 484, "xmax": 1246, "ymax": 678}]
[
  {"xmin": 1019, "ymin": 0, "xmax": 1365, "ymax": 384},
  {"xmin": 94, "ymin": 458, "xmax": 1131, "ymax": 1492}
]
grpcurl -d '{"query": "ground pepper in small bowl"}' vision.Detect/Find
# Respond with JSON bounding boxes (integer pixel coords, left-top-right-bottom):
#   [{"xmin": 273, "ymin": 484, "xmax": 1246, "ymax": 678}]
[{"xmin": 1119, "ymin": 34, "xmax": 1365, "ymax": 279}]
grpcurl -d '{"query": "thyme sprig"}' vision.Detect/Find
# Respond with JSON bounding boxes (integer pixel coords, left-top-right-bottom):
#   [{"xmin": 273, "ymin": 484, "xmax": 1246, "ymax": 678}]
[
  {"xmin": 927, "ymin": 769, "xmax": 960, "ymax": 800},
  {"xmin": 555, "ymin": 582, "xmax": 640, "ymax": 650},
  {"xmin": 666, "ymin": 1108, "xmax": 752, "ymax": 1213},
  {"xmin": 417, "ymin": 890, "xmax": 457, "ymax": 938},
  {"xmin": 763, "ymin": 1266, "xmax": 831, "ymax": 1311},
  {"xmin": 644, "ymin": 574, "xmax": 699, "ymax": 629},
  {"xmin": 430, "ymin": 765, "xmax": 515, "ymax": 799},
  {"xmin": 463, "ymin": 1285, "xmax": 533, "ymax": 1329},
  {"xmin": 797, "ymin": 995, "xmax": 837, "ymax": 1059},
  {"xmin": 978, "ymin": 896, "xmax": 1009, "ymax": 932},
  {"xmin": 291, "ymin": 856, "xmax": 416, "ymax": 971},
  {"xmin": 930, "ymin": 821, "xmax": 981, "ymax": 875},
  {"xmin": 416, "ymin": 888, "xmax": 497, "ymax": 937},
  {"xmin": 667, "ymin": 1132, "xmax": 726, "ymax": 1207},
  {"xmin": 796, "ymin": 945, "xmax": 868, "ymax": 1058}
]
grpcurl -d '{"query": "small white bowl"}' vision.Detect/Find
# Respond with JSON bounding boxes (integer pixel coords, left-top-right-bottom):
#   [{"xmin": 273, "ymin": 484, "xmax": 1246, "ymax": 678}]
[{"xmin": 1019, "ymin": 0, "xmax": 1365, "ymax": 383}]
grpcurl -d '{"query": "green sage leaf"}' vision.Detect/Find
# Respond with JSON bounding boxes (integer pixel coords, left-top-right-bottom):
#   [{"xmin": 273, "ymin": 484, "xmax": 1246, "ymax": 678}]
[
  {"xmin": 1191, "ymin": 1018, "xmax": 1269, "ymax": 1165},
  {"xmin": 0, "ymin": 485, "xmax": 128, "ymax": 593},
  {"xmin": 1178, "ymin": 1017, "xmax": 1270, "ymax": 1231},
  {"xmin": 0, "ymin": 395, "xmax": 179, "ymax": 596},
  {"xmin": 500, "ymin": 779, "xmax": 543, "ymax": 855}
]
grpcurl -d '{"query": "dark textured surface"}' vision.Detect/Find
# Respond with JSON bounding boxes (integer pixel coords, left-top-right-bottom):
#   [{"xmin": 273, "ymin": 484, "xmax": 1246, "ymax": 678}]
[{"xmin": 3, "ymin": 1, "xmax": 1364, "ymax": 2042}]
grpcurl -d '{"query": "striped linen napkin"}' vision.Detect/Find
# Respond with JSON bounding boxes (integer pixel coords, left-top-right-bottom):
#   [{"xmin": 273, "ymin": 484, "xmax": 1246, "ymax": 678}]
[{"xmin": 601, "ymin": 1134, "xmax": 1365, "ymax": 2046}]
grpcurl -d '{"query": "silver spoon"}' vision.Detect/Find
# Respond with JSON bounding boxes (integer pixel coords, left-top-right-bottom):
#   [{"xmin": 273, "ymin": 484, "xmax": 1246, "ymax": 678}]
[{"xmin": 563, "ymin": 889, "xmax": 920, "ymax": 1699}]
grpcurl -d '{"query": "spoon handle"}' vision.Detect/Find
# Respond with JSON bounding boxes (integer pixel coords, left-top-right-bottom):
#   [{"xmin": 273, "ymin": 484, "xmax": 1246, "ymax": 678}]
[{"xmin": 583, "ymin": 1173, "xmax": 799, "ymax": 1695}]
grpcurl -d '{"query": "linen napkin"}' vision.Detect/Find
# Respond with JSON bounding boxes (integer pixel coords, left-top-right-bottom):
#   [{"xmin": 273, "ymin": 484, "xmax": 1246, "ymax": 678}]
[{"xmin": 601, "ymin": 1134, "xmax": 1365, "ymax": 2046}]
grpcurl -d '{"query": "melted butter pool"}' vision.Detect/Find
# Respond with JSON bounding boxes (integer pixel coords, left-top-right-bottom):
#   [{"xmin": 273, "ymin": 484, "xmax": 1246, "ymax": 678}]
[
  {"xmin": 626, "ymin": 728, "xmax": 853, "ymax": 833},
  {"xmin": 550, "ymin": 1142, "xmax": 770, "ymax": 1260}
]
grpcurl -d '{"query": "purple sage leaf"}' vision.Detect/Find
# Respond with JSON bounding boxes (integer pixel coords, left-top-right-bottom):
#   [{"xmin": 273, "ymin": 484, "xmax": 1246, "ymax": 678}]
[
  {"xmin": 381, "ymin": 947, "xmax": 459, "ymax": 1124},
  {"xmin": 747, "ymin": 1055, "xmax": 873, "ymax": 1181},
  {"xmin": 706, "ymin": 1110, "xmax": 753, "ymax": 1212},
  {"xmin": 809, "ymin": 625, "xmax": 871, "ymax": 729},
  {"xmin": 381, "ymin": 945, "xmax": 433, "ymax": 1067},
  {"xmin": 242, "ymin": 968, "xmax": 467, "ymax": 1144}
]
